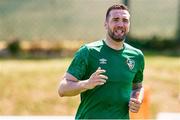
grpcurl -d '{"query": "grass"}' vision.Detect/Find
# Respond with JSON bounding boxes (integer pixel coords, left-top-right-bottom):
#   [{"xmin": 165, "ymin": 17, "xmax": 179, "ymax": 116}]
[
  {"xmin": 0, "ymin": 58, "xmax": 80, "ymax": 115},
  {"xmin": 0, "ymin": 55, "xmax": 180, "ymax": 118},
  {"xmin": 144, "ymin": 56, "xmax": 180, "ymax": 116}
]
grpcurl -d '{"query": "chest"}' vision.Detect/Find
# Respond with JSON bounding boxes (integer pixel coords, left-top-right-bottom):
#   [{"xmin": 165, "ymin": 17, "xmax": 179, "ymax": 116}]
[{"xmin": 87, "ymin": 50, "xmax": 138, "ymax": 85}]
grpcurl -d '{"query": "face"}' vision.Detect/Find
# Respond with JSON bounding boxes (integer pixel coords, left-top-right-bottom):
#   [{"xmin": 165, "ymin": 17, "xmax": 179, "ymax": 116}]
[{"xmin": 105, "ymin": 9, "xmax": 130, "ymax": 42}]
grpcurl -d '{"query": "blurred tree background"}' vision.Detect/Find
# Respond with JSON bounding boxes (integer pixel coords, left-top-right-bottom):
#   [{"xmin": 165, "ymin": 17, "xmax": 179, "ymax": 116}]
[{"xmin": 0, "ymin": 0, "xmax": 179, "ymax": 57}]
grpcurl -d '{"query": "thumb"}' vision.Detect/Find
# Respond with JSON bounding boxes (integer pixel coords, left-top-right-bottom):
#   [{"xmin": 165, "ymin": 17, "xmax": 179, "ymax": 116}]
[
  {"xmin": 97, "ymin": 67, "xmax": 101, "ymax": 70},
  {"xmin": 136, "ymin": 90, "xmax": 144, "ymax": 103},
  {"xmin": 135, "ymin": 92, "xmax": 140, "ymax": 99}
]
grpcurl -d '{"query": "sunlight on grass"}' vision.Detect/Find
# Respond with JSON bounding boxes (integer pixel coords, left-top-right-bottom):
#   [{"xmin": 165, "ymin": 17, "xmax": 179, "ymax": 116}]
[
  {"xmin": 0, "ymin": 58, "xmax": 79, "ymax": 115},
  {"xmin": 0, "ymin": 56, "xmax": 179, "ymax": 117},
  {"xmin": 144, "ymin": 56, "xmax": 180, "ymax": 116}
]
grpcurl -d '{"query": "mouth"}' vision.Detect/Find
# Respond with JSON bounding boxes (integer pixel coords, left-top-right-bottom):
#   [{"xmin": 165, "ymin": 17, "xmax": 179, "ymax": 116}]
[{"xmin": 114, "ymin": 28, "xmax": 125, "ymax": 36}]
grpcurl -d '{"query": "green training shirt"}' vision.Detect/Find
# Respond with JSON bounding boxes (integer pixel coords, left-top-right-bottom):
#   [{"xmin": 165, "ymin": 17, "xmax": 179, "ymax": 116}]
[{"xmin": 67, "ymin": 40, "xmax": 145, "ymax": 119}]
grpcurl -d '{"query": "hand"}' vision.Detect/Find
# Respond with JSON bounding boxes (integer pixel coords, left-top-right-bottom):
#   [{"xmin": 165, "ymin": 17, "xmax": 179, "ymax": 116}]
[
  {"xmin": 129, "ymin": 92, "xmax": 142, "ymax": 113},
  {"xmin": 83, "ymin": 67, "xmax": 108, "ymax": 90}
]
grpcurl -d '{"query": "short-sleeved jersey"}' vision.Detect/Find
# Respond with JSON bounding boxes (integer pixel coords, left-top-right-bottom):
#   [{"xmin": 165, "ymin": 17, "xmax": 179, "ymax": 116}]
[{"xmin": 67, "ymin": 40, "xmax": 145, "ymax": 119}]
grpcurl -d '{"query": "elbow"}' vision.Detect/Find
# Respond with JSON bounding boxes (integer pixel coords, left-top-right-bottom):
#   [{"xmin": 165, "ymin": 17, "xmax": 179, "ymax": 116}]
[
  {"xmin": 58, "ymin": 88, "xmax": 64, "ymax": 97},
  {"xmin": 58, "ymin": 78, "xmax": 66, "ymax": 97},
  {"xmin": 58, "ymin": 83, "xmax": 65, "ymax": 97},
  {"xmin": 59, "ymin": 93, "xmax": 64, "ymax": 97},
  {"xmin": 58, "ymin": 85, "xmax": 65, "ymax": 97}
]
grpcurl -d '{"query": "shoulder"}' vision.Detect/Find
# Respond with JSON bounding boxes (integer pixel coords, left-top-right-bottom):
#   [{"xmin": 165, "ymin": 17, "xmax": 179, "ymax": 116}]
[
  {"xmin": 124, "ymin": 43, "xmax": 145, "ymax": 70},
  {"xmin": 75, "ymin": 40, "xmax": 104, "ymax": 56},
  {"xmin": 86, "ymin": 40, "xmax": 103, "ymax": 50},
  {"xmin": 124, "ymin": 43, "xmax": 145, "ymax": 68},
  {"xmin": 124, "ymin": 43, "xmax": 144, "ymax": 57},
  {"xmin": 83, "ymin": 40, "xmax": 104, "ymax": 53}
]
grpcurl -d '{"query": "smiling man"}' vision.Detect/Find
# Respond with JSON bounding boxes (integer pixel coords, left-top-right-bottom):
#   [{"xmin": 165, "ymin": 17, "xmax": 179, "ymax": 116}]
[{"xmin": 58, "ymin": 4, "xmax": 145, "ymax": 119}]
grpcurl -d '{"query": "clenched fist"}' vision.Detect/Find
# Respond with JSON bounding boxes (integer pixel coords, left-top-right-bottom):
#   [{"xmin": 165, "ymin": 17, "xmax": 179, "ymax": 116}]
[
  {"xmin": 83, "ymin": 67, "xmax": 108, "ymax": 90},
  {"xmin": 129, "ymin": 88, "xmax": 144, "ymax": 113}
]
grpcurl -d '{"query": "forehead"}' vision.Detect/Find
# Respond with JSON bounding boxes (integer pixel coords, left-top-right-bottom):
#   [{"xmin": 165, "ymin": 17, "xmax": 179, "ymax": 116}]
[{"xmin": 109, "ymin": 9, "xmax": 130, "ymax": 19}]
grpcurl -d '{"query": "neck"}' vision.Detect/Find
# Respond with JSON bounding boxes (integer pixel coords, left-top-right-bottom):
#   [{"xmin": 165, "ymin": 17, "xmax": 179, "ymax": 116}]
[{"xmin": 105, "ymin": 35, "xmax": 124, "ymax": 50}]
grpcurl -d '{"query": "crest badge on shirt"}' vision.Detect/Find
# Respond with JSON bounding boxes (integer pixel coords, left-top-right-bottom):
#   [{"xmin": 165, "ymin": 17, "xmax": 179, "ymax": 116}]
[
  {"xmin": 99, "ymin": 58, "xmax": 107, "ymax": 64},
  {"xmin": 126, "ymin": 58, "xmax": 135, "ymax": 70}
]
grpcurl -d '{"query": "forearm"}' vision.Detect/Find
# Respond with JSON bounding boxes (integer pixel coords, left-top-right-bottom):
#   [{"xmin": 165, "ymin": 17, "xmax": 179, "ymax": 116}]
[
  {"xmin": 131, "ymin": 86, "xmax": 144, "ymax": 102},
  {"xmin": 58, "ymin": 79, "xmax": 88, "ymax": 97},
  {"xmin": 59, "ymin": 69, "xmax": 107, "ymax": 97},
  {"xmin": 129, "ymin": 86, "xmax": 144, "ymax": 113}
]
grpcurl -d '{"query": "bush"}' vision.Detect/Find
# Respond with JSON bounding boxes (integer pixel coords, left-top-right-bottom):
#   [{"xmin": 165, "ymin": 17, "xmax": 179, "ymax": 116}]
[
  {"xmin": 127, "ymin": 36, "xmax": 180, "ymax": 50},
  {"xmin": 7, "ymin": 38, "xmax": 21, "ymax": 55}
]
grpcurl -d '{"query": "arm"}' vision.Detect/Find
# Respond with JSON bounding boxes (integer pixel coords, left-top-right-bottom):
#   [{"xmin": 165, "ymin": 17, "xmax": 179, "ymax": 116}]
[
  {"xmin": 58, "ymin": 68, "xmax": 108, "ymax": 97},
  {"xmin": 129, "ymin": 51, "xmax": 145, "ymax": 113},
  {"xmin": 129, "ymin": 83, "xmax": 144, "ymax": 113}
]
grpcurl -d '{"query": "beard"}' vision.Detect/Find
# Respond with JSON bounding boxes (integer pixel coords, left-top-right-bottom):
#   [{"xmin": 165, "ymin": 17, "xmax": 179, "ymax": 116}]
[{"xmin": 108, "ymin": 27, "xmax": 127, "ymax": 42}]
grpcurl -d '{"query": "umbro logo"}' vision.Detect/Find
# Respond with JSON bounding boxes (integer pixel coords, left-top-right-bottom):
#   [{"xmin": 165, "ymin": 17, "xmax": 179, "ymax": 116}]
[{"xmin": 99, "ymin": 58, "xmax": 107, "ymax": 64}]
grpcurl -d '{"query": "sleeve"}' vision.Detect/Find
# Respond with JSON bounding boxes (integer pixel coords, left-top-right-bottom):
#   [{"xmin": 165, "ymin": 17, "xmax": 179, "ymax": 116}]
[
  {"xmin": 133, "ymin": 51, "xmax": 145, "ymax": 83},
  {"xmin": 67, "ymin": 45, "xmax": 89, "ymax": 80}
]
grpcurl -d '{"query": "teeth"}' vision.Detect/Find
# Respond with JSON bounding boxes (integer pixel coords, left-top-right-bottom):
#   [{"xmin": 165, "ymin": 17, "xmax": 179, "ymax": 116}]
[
  {"xmin": 116, "ymin": 29, "xmax": 124, "ymax": 33},
  {"xmin": 118, "ymin": 29, "xmax": 122, "ymax": 33}
]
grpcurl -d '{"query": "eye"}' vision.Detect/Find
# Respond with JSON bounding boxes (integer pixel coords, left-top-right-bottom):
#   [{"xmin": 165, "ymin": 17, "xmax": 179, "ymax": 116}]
[
  {"xmin": 123, "ymin": 19, "xmax": 129, "ymax": 23},
  {"xmin": 113, "ymin": 18, "xmax": 119, "ymax": 22},
  {"xmin": 112, "ymin": 18, "xmax": 120, "ymax": 23}
]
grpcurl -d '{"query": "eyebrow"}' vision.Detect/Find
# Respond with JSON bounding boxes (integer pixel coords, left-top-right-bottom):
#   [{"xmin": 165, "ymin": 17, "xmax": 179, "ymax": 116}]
[
  {"xmin": 112, "ymin": 17, "xmax": 120, "ymax": 20},
  {"xmin": 112, "ymin": 17, "xmax": 128, "ymax": 20}
]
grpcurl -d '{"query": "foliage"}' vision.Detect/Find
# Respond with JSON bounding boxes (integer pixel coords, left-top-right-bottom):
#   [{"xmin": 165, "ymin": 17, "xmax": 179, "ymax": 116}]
[
  {"xmin": 127, "ymin": 36, "xmax": 180, "ymax": 51},
  {"xmin": 7, "ymin": 38, "xmax": 21, "ymax": 55},
  {"xmin": 1, "ymin": 37, "xmax": 180, "ymax": 58}
]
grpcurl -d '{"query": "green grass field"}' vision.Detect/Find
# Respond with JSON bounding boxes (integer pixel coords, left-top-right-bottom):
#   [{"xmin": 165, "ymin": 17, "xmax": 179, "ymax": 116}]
[
  {"xmin": 0, "ymin": 58, "xmax": 79, "ymax": 115},
  {"xmin": 0, "ymin": 55, "xmax": 179, "ymax": 117}
]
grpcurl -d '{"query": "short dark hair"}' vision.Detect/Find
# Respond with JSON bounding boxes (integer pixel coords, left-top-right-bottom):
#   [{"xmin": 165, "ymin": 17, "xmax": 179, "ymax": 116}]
[{"xmin": 106, "ymin": 4, "xmax": 129, "ymax": 20}]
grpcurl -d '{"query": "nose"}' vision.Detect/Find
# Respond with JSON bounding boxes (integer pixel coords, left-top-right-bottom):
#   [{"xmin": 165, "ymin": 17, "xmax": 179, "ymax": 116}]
[{"xmin": 116, "ymin": 21, "xmax": 124, "ymax": 27}]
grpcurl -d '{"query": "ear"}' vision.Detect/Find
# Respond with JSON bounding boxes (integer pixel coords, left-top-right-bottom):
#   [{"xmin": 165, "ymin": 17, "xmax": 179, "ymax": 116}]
[
  {"xmin": 127, "ymin": 22, "xmax": 130, "ymax": 32},
  {"xmin": 104, "ymin": 21, "xmax": 108, "ymax": 30}
]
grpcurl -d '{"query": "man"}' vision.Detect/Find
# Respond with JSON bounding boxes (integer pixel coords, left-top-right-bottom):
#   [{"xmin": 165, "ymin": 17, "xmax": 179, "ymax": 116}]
[{"xmin": 58, "ymin": 4, "xmax": 145, "ymax": 119}]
